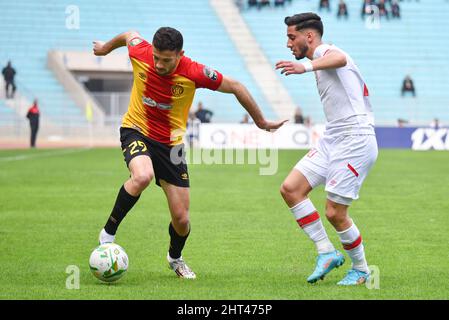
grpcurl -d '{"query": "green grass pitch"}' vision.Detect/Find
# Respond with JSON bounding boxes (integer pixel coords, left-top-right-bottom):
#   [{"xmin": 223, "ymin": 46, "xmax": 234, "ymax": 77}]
[{"xmin": 1, "ymin": 147, "xmax": 448, "ymax": 299}]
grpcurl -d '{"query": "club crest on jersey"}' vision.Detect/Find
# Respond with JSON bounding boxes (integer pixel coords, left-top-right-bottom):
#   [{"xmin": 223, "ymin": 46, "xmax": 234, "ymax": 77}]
[
  {"xmin": 203, "ymin": 66, "xmax": 218, "ymax": 81},
  {"xmin": 171, "ymin": 84, "xmax": 184, "ymax": 97}
]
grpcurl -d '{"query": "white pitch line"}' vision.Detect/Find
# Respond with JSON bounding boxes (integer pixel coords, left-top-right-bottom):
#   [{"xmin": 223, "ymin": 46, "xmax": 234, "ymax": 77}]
[{"xmin": 0, "ymin": 148, "xmax": 92, "ymax": 163}]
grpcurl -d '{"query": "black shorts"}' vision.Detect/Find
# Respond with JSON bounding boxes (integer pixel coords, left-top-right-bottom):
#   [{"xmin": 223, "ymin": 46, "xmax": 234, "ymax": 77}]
[{"xmin": 120, "ymin": 127, "xmax": 189, "ymax": 188}]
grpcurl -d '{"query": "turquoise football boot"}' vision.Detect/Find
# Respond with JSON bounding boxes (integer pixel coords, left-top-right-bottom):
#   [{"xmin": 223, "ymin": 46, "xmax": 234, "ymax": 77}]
[
  {"xmin": 307, "ymin": 250, "xmax": 345, "ymax": 283},
  {"xmin": 337, "ymin": 269, "xmax": 370, "ymax": 286}
]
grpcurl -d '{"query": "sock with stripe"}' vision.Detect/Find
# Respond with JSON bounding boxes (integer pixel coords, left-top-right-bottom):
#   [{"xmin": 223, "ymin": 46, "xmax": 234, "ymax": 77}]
[
  {"xmin": 290, "ymin": 198, "xmax": 335, "ymax": 254},
  {"xmin": 337, "ymin": 221, "xmax": 369, "ymax": 273}
]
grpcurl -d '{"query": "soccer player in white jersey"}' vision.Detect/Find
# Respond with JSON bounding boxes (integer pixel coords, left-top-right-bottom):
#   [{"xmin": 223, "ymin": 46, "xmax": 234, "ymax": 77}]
[{"xmin": 275, "ymin": 13, "xmax": 378, "ymax": 286}]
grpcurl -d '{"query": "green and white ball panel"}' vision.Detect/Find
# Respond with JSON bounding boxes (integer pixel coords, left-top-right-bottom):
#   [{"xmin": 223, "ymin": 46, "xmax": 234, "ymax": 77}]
[{"xmin": 89, "ymin": 243, "xmax": 129, "ymax": 282}]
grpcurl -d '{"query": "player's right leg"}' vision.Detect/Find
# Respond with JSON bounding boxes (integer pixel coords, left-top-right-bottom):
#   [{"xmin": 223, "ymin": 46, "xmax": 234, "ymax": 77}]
[
  {"xmin": 99, "ymin": 129, "xmax": 154, "ymax": 244},
  {"xmin": 280, "ymin": 170, "xmax": 344, "ymax": 283},
  {"xmin": 280, "ymin": 146, "xmax": 344, "ymax": 283},
  {"xmin": 99, "ymin": 155, "xmax": 154, "ymax": 244}
]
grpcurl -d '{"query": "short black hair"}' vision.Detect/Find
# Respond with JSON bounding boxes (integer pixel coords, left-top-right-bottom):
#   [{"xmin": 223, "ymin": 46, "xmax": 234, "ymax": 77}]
[
  {"xmin": 152, "ymin": 27, "xmax": 183, "ymax": 52},
  {"xmin": 284, "ymin": 12, "xmax": 323, "ymax": 37}
]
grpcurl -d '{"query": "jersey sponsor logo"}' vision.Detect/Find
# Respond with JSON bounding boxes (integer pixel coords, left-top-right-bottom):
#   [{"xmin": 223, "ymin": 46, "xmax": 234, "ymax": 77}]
[
  {"xmin": 411, "ymin": 128, "xmax": 449, "ymax": 150},
  {"xmin": 129, "ymin": 38, "xmax": 143, "ymax": 46},
  {"xmin": 203, "ymin": 66, "xmax": 218, "ymax": 81},
  {"xmin": 171, "ymin": 84, "xmax": 184, "ymax": 97},
  {"xmin": 142, "ymin": 96, "xmax": 173, "ymax": 110}
]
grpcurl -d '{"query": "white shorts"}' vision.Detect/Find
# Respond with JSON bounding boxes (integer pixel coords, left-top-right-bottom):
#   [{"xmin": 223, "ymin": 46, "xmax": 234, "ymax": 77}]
[{"xmin": 294, "ymin": 134, "xmax": 378, "ymax": 204}]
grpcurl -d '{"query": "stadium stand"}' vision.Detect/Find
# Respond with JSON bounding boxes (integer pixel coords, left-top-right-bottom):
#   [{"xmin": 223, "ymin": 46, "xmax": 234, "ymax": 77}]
[
  {"xmin": 0, "ymin": 0, "xmax": 275, "ymax": 127},
  {"xmin": 241, "ymin": 0, "xmax": 449, "ymax": 125}
]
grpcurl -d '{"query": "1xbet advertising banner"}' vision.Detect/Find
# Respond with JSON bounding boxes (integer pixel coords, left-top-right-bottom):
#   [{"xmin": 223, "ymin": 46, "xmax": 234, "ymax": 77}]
[{"xmin": 197, "ymin": 124, "xmax": 449, "ymax": 150}]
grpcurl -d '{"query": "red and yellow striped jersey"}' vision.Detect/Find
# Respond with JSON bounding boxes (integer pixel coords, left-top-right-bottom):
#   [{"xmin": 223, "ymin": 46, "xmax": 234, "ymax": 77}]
[{"xmin": 122, "ymin": 37, "xmax": 223, "ymax": 145}]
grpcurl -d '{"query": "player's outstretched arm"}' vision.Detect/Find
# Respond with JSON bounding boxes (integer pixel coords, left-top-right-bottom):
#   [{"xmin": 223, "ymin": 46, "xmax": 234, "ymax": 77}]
[
  {"xmin": 217, "ymin": 76, "xmax": 288, "ymax": 131},
  {"xmin": 93, "ymin": 30, "xmax": 141, "ymax": 56},
  {"xmin": 275, "ymin": 50, "xmax": 347, "ymax": 75}
]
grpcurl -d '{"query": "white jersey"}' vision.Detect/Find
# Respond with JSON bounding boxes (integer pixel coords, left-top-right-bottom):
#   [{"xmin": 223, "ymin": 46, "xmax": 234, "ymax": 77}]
[{"xmin": 312, "ymin": 44, "xmax": 375, "ymax": 136}]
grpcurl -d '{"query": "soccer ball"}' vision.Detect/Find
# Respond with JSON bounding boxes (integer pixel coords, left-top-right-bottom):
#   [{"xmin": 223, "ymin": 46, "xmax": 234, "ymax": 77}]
[{"xmin": 89, "ymin": 243, "xmax": 129, "ymax": 282}]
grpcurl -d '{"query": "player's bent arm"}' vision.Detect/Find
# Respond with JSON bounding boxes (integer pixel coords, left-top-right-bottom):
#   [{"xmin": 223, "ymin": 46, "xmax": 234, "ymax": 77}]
[
  {"xmin": 311, "ymin": 50, "xmax": 347, "ymax": 71},
  {"xmin": 93, "ymin": 30, "xmax": 141, "ymax": 56},
  {"xmin": 217, "ymin": 76, "xmax": 267, "ymax": 129},
  {"xmin": 276, "ymin": 50, "xmax": 347, "ymax": 75}
]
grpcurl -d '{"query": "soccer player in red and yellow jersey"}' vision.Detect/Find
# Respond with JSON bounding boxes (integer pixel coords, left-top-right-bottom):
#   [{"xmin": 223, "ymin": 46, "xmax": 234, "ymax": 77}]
[{"xmin": 93, "ymin": 27, "xmax": 286, "ymax": 279}]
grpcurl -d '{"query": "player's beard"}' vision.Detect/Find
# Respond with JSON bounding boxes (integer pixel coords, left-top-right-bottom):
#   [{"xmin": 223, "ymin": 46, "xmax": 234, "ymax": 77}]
[{"xmin": 295, "ymin": 44, "xmax": 309, "ymax": 60}]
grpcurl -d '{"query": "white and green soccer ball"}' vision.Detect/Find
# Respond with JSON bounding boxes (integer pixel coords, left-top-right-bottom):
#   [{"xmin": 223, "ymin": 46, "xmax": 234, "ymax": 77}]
[{"xmin": 89, "ymin": 243, "xmax": 128, "ymax": 282}]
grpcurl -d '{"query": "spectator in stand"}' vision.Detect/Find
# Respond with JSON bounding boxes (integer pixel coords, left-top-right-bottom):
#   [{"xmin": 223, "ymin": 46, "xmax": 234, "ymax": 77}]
[
  {"xmin": 430, "ymin": 118, "xmax": 440, "ymax": 129},
  {"xmin": 337, "ymin": 0, "xmax": 349, "ymax": 19},
  {"xmin": 258, "ymin": 0, "xmax": 271, "ymax": 9},
  {"xmin": 401, "ymin": 75, "xmax": 416, "ymax": 97},
  {"xmin": 377, "ymin": 0, "xmax": 390, "ymax": 19},
  {"xmin": 294, "ymin": 107, "xmax": 305, "ymax": 124},
  {"xmin": 397, "ymin": 118, "xmax": 408, "ymax": 128},
  {"xmin": 248, "ymin": 0, "xmax": 258, "ymax": 9},
  {"xmin": 186, "ymin": 112, "xmax": 201, "ymax": 148},
  {"xmin": 2, "ymin": 61, "xmax": 17, "ymax": 99},
  {"xmin": 319, "ymin": 0, "xmax": 331, "ymax": 12},
  {"xmin": 361, "ymin": 0, "xmax": 376, "ymax": 19},
  {"xmin": 194, "ymin": 101, "xmax": 214, "ymax": 123},
  {"xmin": 26, "ymin": 99, "xmax": 40, "ymax": 148},
  {"xmin": 240, "ymin": 113, "xmax": 251, "ymax": 124},
  {"xmin": 391, "ymin": 0, "xmax": 400, "ymax": 18},
  {"xmin": 304, "ymin": 116, "xmax": 312, "ymax": 128},
  {"xmin": 274, "ymin": 0, "xmax": 286, "ymax": 8}
]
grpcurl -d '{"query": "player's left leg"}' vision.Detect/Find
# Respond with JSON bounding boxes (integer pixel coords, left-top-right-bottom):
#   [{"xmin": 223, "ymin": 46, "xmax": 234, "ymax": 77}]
[
  {"xmin": 325, "ymin": 197, "xmax": 370, "ymax": 285},
  {"xmin": 160, "ymin": 180, "xmax": 196, "ymax": 279},
  {"xmin": 324, "ymin": 134, "xmax": 378, "ymax": 285}
]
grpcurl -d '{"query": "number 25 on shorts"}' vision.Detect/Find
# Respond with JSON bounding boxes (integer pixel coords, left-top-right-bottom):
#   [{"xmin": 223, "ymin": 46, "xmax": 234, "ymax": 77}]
[{"xmin": 128, "ymin": 140, "xmax": 147, "ymax": 155}]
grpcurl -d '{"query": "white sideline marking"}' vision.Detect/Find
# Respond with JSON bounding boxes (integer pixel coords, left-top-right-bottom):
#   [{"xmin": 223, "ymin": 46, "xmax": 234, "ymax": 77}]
[{"xmin": 0, "ymin": 148, "xmax": 91, "ymax": 163}]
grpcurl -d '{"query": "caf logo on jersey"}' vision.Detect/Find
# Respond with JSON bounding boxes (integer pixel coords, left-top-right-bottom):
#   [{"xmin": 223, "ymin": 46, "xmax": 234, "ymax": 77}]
[
  {"xmin": 203, "ymin": 66, "xmax": 218, "ymax": 81},
  {"xmin": 171, "ymin": 84, "xmax": 184, "ymax": 97}
]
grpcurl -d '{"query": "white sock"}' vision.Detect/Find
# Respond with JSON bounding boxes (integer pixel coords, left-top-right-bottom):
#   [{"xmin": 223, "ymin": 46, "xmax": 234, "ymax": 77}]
[
  {"xmin": 290, "ymin": 199, "xmax": 335, "ymax": 254},
  {"xmin": 337, "ymin": 221, "xmax": 369, "ymax": 273},
  {"xmin": 100, "ymin": 228, "xmax": 115, "ymax": 244}
]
